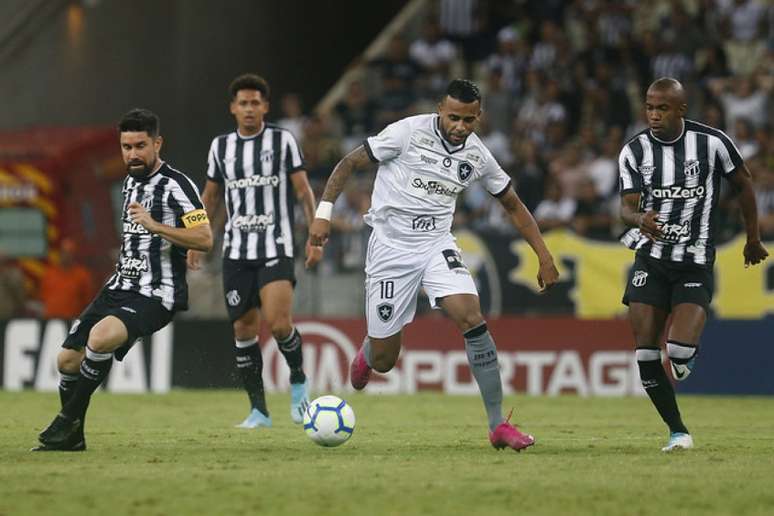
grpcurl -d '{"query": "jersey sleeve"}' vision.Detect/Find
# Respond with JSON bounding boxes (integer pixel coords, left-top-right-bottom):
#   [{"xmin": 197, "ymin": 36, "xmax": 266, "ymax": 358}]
[
  {"xmin": 170, "ymin": 175, "xmax": 208, "ymax": 228},
  {"xmin": 618, "ymin": 145, "xmax": 642, "ymax": 194},
  {"xmin": 479, "ymin": 149, "xmax": 512, "ymax": 197},
  {"xmin": 206, "ymin": 138, "xmax": 224, "ymax": 183},
  {"xmin": 283, "ymin": 130, "xmax": 305, "ymax": 174},
  {"xmin": 364, "ymin": 118, "xmax": 412, "ymax": 163},
  {"xmin": 712, "ymin": 130, "xmax": 744, "ymax": 175}
]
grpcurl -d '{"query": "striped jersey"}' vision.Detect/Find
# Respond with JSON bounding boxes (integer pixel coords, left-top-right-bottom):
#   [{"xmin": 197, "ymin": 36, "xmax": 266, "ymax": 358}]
[
  {"xmin": 206, "ymin": 124, "xmax": 304, "ymax": 261},
  {"xmin": 106, "ymin": 162, "xmax": 205, "ymax": 311},
  {"xmin": 618, "ymin": 119, "xmax": 744, "ymax": 265}
]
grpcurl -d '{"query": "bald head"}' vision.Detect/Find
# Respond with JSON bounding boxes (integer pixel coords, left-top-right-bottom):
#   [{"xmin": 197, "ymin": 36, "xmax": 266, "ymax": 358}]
[
  {"xmin": 645, "ymin": 77, "xmax": 687, "ymax": 141},
  {"xmin": 647, "ymin": 77, "xmax": 686, "ymax": 104}
]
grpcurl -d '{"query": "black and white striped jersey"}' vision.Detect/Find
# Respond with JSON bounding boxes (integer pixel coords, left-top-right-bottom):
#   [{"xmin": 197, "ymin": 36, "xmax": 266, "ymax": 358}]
[
  {"xmin": 106, "ymin": 162, "xmax": 205, "ymax": 311},
  {"xmin": 618, "ymin": 119, "xmax": 744, "ymax": 266},
  {"xmin": 206, "ymin": 124, "xmax": 304, "ymax": 261}
]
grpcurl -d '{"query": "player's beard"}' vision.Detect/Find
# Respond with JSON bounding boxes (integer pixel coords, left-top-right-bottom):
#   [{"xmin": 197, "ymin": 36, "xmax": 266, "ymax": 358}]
[{"xmin": 127, "ymin": 157, "xmax": 157, "ymax": 179}]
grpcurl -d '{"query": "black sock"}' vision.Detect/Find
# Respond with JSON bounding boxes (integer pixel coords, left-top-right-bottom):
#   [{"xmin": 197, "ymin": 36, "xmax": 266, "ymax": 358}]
[
  {"xmin": 636, "ymin": 348, "xmax": 689, "ymax": 434},
  {"xmin": 235, "ymin": 338, "xmax": 268, "ymax": 416},
  {"xmin": 61, "ymin": 347, "xmax": 113, "ymax": 421},
  {"xmin": 277, "ymin": 328, "xmax": 306, "ymax": 385},
  {"xmin": 59, "ymin": 372, "xmax": 85, "ymax": 434}
]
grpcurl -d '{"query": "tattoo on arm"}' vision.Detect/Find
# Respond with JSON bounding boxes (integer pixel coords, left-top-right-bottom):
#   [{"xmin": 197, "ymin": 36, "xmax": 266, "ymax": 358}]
[{"xmin": 321, "ymin": 146, "xmax": 372, "ymax": 203}]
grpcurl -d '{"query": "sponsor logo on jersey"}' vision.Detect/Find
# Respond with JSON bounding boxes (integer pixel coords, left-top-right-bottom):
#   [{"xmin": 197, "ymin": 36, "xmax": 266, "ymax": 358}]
[
  {"xmin": 419, "ymin": 154, "xmax": 438, "ymax": 165},
  {"xmin": 123, "ymin": 221, "xmax": 150, "ymax": 235},
  {"xmin": 632, "ymin": 270, "xmax": 648, "ymax": 287},
  {"xmin": 226, "ymin": 175, "xmax": 280, "ymax": 190},
  {"xmin": 658, "ymin": 221, "xmax": 691, "ymax": 243},
  {"xmin": 118, "ymin": 255, "xmax": 149, "ymax": 279},
  {"xmin": 232, "ymin": 212, "xmax": 275, "ymax": 232},
  {"xmin": 684, "ymin": 159, "xmax": 700, "ymax": 177},
  {"xmin": 465, "ymin": 153, "xmax": 481, "ymax": 163},
  {"xmin": 411, "ymin": 177, "xmax": 458, "ymax": 197},
  {"xmin": 442, "ymin": 157, "xmax": 452, "ymax": 168},
  {"xmin": 458, "ymin": 161, "xmax": 473, "ymax": 182},
  {"xmin": 651, "ymin": 185, "xmax": 705, "ymax": 199},
  {"xmin": 418, "ymin": 136, "xmax": 435, "ymax": 147},
  {"xmin": 411, "ymin": 215, "xmax": 437, "ymax": 232}
]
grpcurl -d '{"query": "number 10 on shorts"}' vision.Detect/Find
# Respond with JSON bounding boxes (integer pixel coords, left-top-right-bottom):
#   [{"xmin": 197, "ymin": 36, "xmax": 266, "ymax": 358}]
[{"xmin": 379, "ymin": 280, "xmax": 394, "ymax": 299}]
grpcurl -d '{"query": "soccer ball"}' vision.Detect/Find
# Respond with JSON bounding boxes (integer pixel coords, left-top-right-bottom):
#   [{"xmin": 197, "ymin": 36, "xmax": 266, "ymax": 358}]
[{"xmin": 303, "ymin": 395, "xmax": 356, "ymax": 447}]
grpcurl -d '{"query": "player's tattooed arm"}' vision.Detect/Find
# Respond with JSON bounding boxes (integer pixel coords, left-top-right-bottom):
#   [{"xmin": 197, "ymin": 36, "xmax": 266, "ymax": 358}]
[
  {"xmin": 621, "ymin": 192, "xmax": 662, "ymax": 241},
  {"xmin": 320, "ymin": 145, "xmax": 372, "ymax": 203},
  {"xmin": 498, "ymin": 188, "xmax": 559, "ymax": 291},
  {"xmin": 728, "ymin": 164, "xmax": 769, "ymax": 267}
]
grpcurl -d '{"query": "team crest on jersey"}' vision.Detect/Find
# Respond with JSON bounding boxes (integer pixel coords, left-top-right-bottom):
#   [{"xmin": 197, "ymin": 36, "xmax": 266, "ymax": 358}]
[
  {"xmin": 632, "ymin": 270, "xmax": 648, "ymax": 287},
  {"xmin": 638, "ymin": 165, "xmax": 654, "ymax": 179},
  {"xmin": 376, "ymin": 302, "xmax": 394, "ymax": 322},
  {"xmin": 458, "ymin": 161, "xmax": 473, "ymax": 182},
  {"xmin": 139, "ymin": 195, "xmax": 153, "ymax": 211},
  {"xmin": 684, "ymin": 159, "xmax": 700, "ymax": 177},
  {"xmin": 226, "ymin": 289, "xmax": 241, "ymax": 307},
  {"xmin": 260, "ymin": 149, "xmax": 275, "ymax": 163}
]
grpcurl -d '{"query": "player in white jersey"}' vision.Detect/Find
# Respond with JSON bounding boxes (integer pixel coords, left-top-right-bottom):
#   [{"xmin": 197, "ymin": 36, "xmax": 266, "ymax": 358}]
[{"xmin": 309, "ymin": 79, "xmax": 559, "ymax": 451}]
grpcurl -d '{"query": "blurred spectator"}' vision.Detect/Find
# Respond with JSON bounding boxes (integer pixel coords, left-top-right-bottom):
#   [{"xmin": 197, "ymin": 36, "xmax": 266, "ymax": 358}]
[
  {"xmin": 39, "ymin": 238, "xmax": 94, "ymax": 319},
  {"xmin": 302, "ymin": 114, "xmax": 342, "ymax": 184},
  {"xmin": 709, "ymin": 75, "xmax": 770, "ymax": 131},
  {"xmin": 371, "ymin": 36, "xmax": 421, "ymax": 94},
  {"xmin": 334, "ymin": 80, "xmax": 379, "ymax": 150},
  {"xmin": 276, "ymin": 93, "xmax": 306, "ymax": 143},
  {"xmin": 410, "ymin": 19, "xmax": 457, "ymax": 97},
  {"xmin": 733, "ymin": 118, "xmax": 760, "ymax": 159},
  {"xmin": 479, "ymin": 114, "xmax": 513, "ymax": 168},
  {"xmin": 485, "ymin": 27, "xmax": 529, "ymax": 95},
  {"xmin": 439, "ymin": 0, "xmax": 490, "ymax": 63},
  {"xmin": 534, "ymin": 179, "xmax": 576, "ymax": 231},
  {"xmin": 572, "ymin": 177, "xmax": 614, "ymax": 240},
  {"xmin": 751, "ymin": 159, "xmax": 774, "ymax": 239},
  {"xmin": 376, "ymin": 72, "xmax": 417, "ymax": 126},
  {"xmin": 0, "ymin": 252, "xmax": 27, "ymax": 319},
  {"xmin": 586, "ymin": 130, "xmax": 621, "ymax": 200},
  {"xmin": 721, "ymin": 0, "xmax": 768, "ymax": 75},
  {"xmin": 481, "ymin": 68, "xmax": 512, "ymax": 134},
  {"xmin": 329, "ymin": 182, "xmax": 371, "ymax": 271}
]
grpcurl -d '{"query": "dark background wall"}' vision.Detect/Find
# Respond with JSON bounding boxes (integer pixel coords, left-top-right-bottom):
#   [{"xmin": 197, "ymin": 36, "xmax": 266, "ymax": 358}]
[{"xmin": 0, "ymin": 0, "xmax": 407, "ymax": 183}]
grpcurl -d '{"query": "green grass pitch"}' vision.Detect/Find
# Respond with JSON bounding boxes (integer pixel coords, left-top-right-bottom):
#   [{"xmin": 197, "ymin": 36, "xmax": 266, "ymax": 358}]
[{"xmin": 1, "ymin": 391, "xmax": 773, "ymax": 516}]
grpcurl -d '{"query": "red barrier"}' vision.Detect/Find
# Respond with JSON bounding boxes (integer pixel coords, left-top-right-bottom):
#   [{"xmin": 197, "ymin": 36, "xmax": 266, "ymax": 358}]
[{"xmin": 259, "ymin": 317, "xmax": 642, "ymax": 397}]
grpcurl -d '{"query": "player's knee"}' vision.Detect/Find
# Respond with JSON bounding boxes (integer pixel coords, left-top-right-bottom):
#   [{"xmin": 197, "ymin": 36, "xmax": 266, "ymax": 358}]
[
  {"xmin": 269, "ymin": 319, "xmax": 293, "ymax": 341},
  {"xmin": 455, "ymin": 311, "xmax": 485, "ymax": 333},
  {"xmin": 57, "ymin": 349, "xmax": 83, "ymax": 373},
  {"xmin": 87, "ymin": 319, "xmax": 125, "ymax": 353}
]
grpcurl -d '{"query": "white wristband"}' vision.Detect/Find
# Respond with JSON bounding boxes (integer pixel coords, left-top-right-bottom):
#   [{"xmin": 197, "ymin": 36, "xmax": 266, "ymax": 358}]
[{"xmin": 315, "ymin": 201, "xmax": 334, "ymax": 221}]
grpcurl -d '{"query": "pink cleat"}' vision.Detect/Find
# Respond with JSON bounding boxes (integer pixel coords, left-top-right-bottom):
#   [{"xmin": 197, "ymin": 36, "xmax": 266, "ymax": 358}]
[
  {"xmin": 489, "ymin": 409, "xmax": 535, "ymax": 452},
  {"xmin": 350, "ymin": 346, "xmax": 372, "ymax": 390}
]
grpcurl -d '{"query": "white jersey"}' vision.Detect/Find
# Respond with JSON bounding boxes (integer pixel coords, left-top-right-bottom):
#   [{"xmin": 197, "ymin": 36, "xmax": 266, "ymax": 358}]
[{"xmin": 364, "ymin": 114, "xmax": 511, "ymax": 251}]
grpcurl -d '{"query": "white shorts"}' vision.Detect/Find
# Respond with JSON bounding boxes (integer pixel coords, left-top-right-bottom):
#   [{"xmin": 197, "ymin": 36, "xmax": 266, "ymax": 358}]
[{"xmin": 364, "ymin": 233, "xmax": 478, "ymax": 338}]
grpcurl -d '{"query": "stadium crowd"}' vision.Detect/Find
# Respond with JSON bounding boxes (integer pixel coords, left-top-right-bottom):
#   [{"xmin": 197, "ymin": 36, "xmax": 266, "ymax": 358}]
[
  {"xmin": 278, "ymin": 0, "xmax": 773, "ymax": 273},
  {"xmin": 2, "ymin": 0, "xmax": 773, "ymax": 318}
]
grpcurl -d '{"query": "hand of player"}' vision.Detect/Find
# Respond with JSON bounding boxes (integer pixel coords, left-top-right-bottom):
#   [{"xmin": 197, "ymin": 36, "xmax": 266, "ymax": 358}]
[
  {"xmin": 637, "ymin": 210, "xmax": 662, "ymax": 241},
  {"xmin": 304, "ymin": 238, "xmax": 323, "ymax": 269},
  {"xmin": 743, "ymin": 240, "xmax": 768, "ymax": 268},
  {"xmin": 127, "ymin": 202, "xmax": 158, "ymax": 232},
  {"xmin": 537, "ymin": 258, "xmax": 559, "ymax": 293},
  {"xmin": 187, "ymin": 250, "xmax": 203, "ymax": 270},
  {"xmin": 308, "ymin": 218, "xmax": 331, "ymax": 248}
]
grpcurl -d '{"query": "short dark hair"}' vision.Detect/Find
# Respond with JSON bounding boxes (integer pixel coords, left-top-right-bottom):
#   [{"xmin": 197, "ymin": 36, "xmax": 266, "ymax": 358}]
[
  {"xmin": 445, "ymin": 79, "xmax": 481, "ymax": 104},
  {"xmin": 118, "ymin": 108, "xmax": 160, "ymax": 137},
  {"xmin": 229, "ymin": 73, "xmax": 271, "ymax": 100}
]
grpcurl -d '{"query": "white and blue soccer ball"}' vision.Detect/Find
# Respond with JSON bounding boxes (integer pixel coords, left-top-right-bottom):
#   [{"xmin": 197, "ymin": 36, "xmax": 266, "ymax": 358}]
[{"xmin": 303, "ymin": 395, "xmax": 355, "ymax": 447}]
